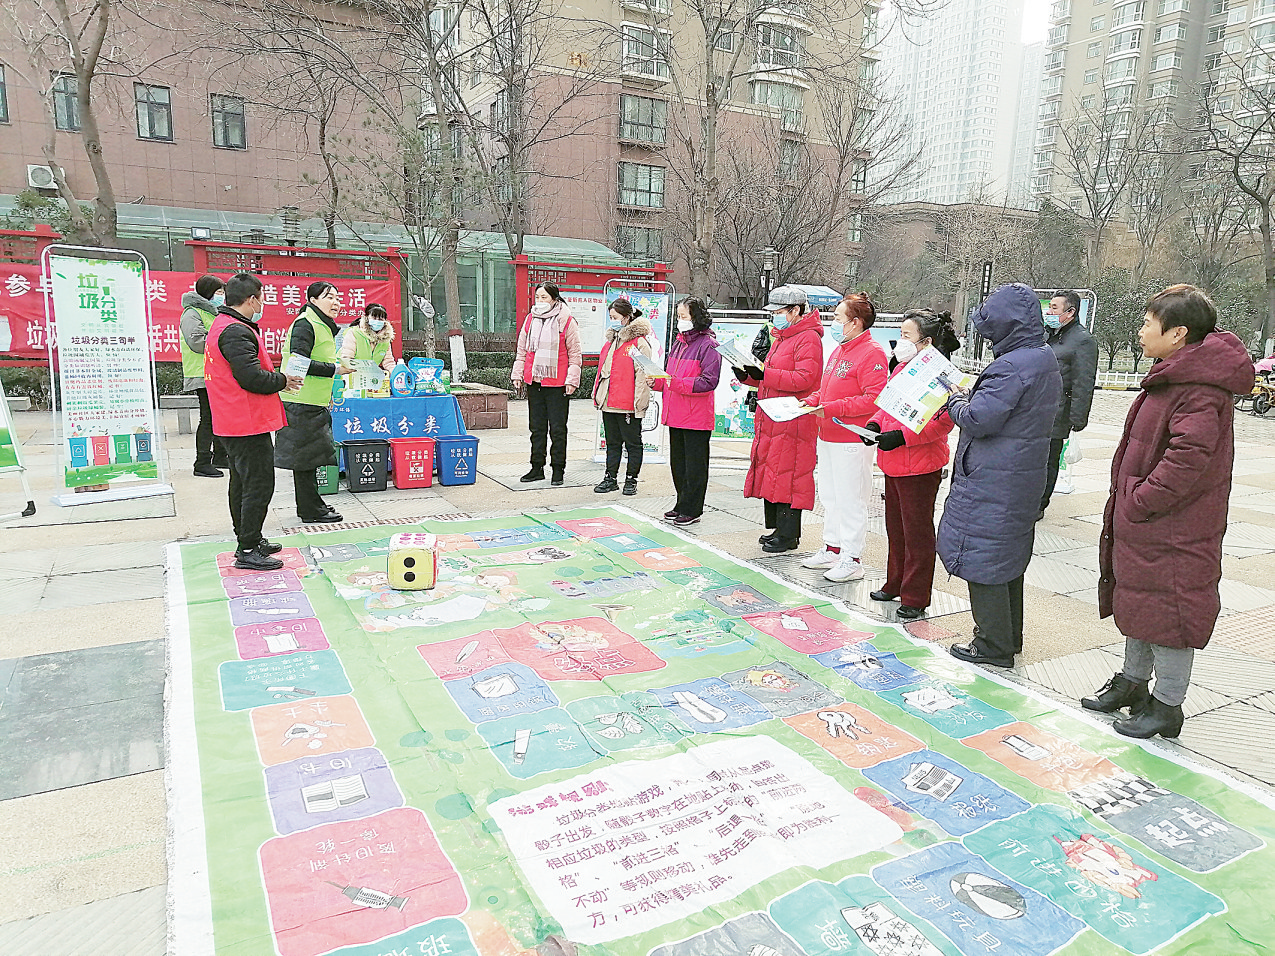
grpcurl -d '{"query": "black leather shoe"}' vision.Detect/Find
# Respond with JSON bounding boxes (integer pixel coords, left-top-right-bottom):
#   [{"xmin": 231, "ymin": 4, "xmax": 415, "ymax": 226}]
[
  {"xmin": 896, "ymin": 605, "xmax": 926, "ymax": 620},
  {"xmin": 758, "ymin": 532, "xmax": 777, "ymax": 545},
  {"xmin": 949, "ymin": 642, "xmax": 1015, "ymax": 668},
  {"xmin": 623, "ymin": 478, "xmax": 638, "ymax": 496},
  {"xmin": 870, "ymin": 589, "xmax": 899, "ymax": 602},
  {"xmin": 234, "ymin": 549, "xmax": 284, "ymax": 571},
  {"xmin": 594, "ymin": 477, "xmax": 619, "ymax": 493},
  {"xmin": 257, "ymin": 540, "xmax": 283, "ymax": 555},
  {"xmin": 520, "ymin": 468, "xmax": 545, "ymax": 483},
  {"xmin": 1083, "ymin": 673, "xmax": 1151, "ymax": 714},
  {"xmin": 302, "ymin": 510, "xmax": 342, "ymax": 524},
  {"xmin": 193, "ymin": 464, "xmax": 223, "ymax": 478},
  {"xmin": 1114, "ymin": 696, "xmax": 1184, "ymax": 738},
  {"xmin": 761, "ymin": 537, "xmax": 799, "ymax": 553}
]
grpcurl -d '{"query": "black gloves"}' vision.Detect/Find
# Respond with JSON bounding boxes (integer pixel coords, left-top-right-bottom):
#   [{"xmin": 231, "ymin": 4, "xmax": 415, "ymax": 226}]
[
  {"xmin": 876, "ymin": 430, "xmax": 905, "ymax": 451},
  {"xmin": 858, "ymin": 421, "xmax": 882, "ymax": 445},
  {"xmin": 733, "ymin": 365, "xmax": 764, "ymax": 382}
]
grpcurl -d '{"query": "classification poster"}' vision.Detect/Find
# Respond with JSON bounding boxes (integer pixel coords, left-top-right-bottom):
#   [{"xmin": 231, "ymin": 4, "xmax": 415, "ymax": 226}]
[{"xmin": 168, "ymin": 507, "xmax": 1275, "ymax": 956}]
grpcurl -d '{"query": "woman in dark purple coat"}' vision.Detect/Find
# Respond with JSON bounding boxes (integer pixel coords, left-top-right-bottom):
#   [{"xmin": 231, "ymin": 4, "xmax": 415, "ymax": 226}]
[{"xmin": 1083, "ymin": 285, "xmax": 1255, "ymax": 738}]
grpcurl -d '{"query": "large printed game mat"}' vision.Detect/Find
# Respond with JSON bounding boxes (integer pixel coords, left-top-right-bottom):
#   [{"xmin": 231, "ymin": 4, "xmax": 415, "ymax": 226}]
[{"xmin": 167, "ymin": 507, "xmax": 1275, "ymax": 956}]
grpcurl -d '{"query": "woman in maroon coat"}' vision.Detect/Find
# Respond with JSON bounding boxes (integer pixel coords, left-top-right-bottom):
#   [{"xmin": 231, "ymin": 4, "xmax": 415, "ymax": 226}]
[
  {"xmin": 1083, "ymin": 285, "xmax": 1255, "ymax": 739},
  {"xmin": 737, "ymin": 286, "xmax": 825, "ymax": 553}
]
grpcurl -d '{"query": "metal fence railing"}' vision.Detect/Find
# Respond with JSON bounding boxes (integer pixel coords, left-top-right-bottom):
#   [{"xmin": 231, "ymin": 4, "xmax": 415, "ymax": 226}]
[{"xmin": 953, "ymin": 348, "xmax": 1142, "ymax": 390}]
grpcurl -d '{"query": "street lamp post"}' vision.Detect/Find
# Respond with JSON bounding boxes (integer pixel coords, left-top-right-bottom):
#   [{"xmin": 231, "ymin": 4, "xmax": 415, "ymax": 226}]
[{"xmin": 761, "ymin": 246, "xmax": 777, "ymax": 304}]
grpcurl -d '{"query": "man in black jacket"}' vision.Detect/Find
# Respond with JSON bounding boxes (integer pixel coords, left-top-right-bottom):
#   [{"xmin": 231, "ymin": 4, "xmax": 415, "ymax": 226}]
[{"xmin": 1040, "ymin": 290, "xmax": 1098, "ymax": 519}]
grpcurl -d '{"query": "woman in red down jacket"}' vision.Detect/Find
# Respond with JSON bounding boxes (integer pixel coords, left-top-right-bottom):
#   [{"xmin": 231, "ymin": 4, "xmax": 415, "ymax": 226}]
[
  {"xmin": 1082, "ymin": 284, "xmax": 1255, "ymax": 740},
  {"xmin": 651, "ymin": 297, "xmax": 722, "ymax": 527},
  {"xmin": 737, "ymin": 286, "xmax": 824, "ymax": 553},
  {"xmin": 863, "ymin": 309, "xmax": 961, "ymax": 620}
]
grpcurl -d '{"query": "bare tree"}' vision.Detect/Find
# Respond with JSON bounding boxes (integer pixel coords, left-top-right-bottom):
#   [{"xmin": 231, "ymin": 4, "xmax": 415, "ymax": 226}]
[
  {"xmin": 1171, "ymin": 157, "xmax": 1256, "ymax": 294},
  {"xmin": 1125, "ymin": 126, "xmax": 1186, "ymax": 288},
  {"xmin": 1193, "ymin": 51, "xmax": 1275, "ymax": 354}
]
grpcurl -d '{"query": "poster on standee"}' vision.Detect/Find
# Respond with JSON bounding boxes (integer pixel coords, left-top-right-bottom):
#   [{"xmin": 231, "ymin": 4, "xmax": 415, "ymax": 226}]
[{"xmin": 48, "ymin": 254, "xmax": 162, "ymax": 491}]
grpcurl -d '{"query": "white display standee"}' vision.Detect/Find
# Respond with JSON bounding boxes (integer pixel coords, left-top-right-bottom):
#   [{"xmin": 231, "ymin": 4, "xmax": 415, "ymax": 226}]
[{"xmin": 0, "ymin": 377, "xmax": 36, "ymax": 521}]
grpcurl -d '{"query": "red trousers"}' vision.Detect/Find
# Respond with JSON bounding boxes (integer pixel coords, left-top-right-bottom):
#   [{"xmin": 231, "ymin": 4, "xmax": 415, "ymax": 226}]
[{"xmin": 883, "ymin": 470, "xmax": 944, "ymax": 608}]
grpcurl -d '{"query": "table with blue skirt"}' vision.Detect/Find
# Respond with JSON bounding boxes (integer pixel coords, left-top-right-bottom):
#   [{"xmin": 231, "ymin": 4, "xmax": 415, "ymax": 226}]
[{"xmin": 329, "ymin": 395, "xmax": 474, "ymax": 487}]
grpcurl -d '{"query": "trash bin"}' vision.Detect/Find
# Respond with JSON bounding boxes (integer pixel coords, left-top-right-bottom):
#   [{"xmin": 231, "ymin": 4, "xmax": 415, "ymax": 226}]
[
  {"xmin": 390, "ymin": 437, "xmax": 435, "ymax": 489},
  {"xmin": 343, "ymin": 439, "xmax": 390, "ymax": 493},
  {"xmin": 316, "ymin": 464, "xmax": 340, "ymax": 495},
  {"xmin": 435, "ymin": 435, "xmax": 479, "ymax": 485}
]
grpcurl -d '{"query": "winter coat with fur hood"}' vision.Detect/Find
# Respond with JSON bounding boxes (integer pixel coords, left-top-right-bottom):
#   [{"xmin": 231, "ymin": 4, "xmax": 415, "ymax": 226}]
[{"xmin": 593, "ymin": 317, "xmax": 654, "ymax": 416}]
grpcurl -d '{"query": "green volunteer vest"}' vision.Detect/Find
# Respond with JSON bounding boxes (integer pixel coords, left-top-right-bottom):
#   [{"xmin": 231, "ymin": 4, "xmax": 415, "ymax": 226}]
[
  {"xmin": 281, "ymin": 308, "xmax": 338, "ymax": 407},
  {"xmin": 349, "ymin": 327, "xmax": 390, "ymax": 366},
  {"xmin": 180, "ymin": 305, "xmax": 216, "ymax": 380}
]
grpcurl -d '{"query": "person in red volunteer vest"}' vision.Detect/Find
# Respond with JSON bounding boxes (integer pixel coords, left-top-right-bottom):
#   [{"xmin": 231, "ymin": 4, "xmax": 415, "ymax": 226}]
[
  {"xmin": 804, "ymin": 293, "xmax": 889, "ymax": 581},
  {"xmin": 512, "ymin": 282, "xmax": 582, "ymax": 486},
  {"xmin": 204, "ymin": 273, "xmax": 302, "ymax": 571},
  {"xmin": 592, "ymin": 297, "xmax": 654, "ymax": 496},
  {"xmin": 862, "ymin": 309, "xmax": 961, "ymax": 619}
]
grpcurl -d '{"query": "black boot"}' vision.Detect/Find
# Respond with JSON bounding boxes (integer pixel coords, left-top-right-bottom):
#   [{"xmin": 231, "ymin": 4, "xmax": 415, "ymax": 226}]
[
  {"xmin": 1113, "ymin": 695, "xmax": 1184, "ymax": 739},
  {"xmin": 623, "ymin": 477, "xmax": 638, "ymax": 496},
  {"xmin": 1081, "ymin": 673, "xmax": 1151, "ymax": 714},
  {"xmin": 551, "ymin": 467, "xmax": 565, "ymax": 487},
  {"xmin": 520, "ymin": 467, "xmax": 545, "ymax": 483},
  {"xmin": 594, "ymin": 476, "xmax": 619, "ymax": 493}
]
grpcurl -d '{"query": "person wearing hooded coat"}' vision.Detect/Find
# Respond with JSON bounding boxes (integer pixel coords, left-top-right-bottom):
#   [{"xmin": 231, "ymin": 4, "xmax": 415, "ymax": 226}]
[
  {"xmin": 276, "ymin": 281, "xmax": 351, "ymax": 524},
  {"xmin": 180, "ymin": 274, "xmax": 230, "ymax": 477},
  {"xmin": 591, "ymin": 298, "xmax": 654, "ymax": 495},
  {"xmin": 737, "ymin": 286, "xmax": 825, "ymax": 553},
  {"xmin": 1082, "ymin": 285, "xmax": 1255, "ymax": 739},
  {"xmin": 940, "ymin": 283, "xmax": 1062, "ymax": 668}
]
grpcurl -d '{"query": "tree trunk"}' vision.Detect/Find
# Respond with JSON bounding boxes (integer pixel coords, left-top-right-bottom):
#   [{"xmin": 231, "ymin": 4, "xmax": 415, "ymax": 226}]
[
  {"xmin": 688, "ymin": 88, "xmax": 720, "ymax": 299},
  {"xmin": 318, "ymin": 113, "xmax": 338, "ymax": 247},
  {"xmin": 1260, "ymin": 207, "xmax": 1275, "ymax": 357}
]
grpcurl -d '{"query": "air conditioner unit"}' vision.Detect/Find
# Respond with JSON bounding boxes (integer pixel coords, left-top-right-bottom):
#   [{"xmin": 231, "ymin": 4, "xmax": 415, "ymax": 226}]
[{"xmin": 27, "ymin": 164, "xmax": 56, "ymax": 189}]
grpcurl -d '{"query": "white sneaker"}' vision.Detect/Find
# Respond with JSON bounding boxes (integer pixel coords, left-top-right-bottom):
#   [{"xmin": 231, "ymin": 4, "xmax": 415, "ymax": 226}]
[
  {"xmin": 824, "ymin": 555, "xmax": 865, "ymax": 582},
  {"xmin": 801, "ymin": 547, "xmax": 839, "ymax": 569}
]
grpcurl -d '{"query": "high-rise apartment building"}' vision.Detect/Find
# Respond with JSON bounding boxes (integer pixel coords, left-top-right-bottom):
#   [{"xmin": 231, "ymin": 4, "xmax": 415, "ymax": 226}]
[
  {"xmin": 1033, "ymin": 0, "xmax": 1275, "ymax": 208},
  {"xmin": 1007, "ymin": 41, "xmax": 1045, "ymax": 208},
  {"xmin": 880, "ymin": 0, "xmax": 1026, "ymax": 205}
]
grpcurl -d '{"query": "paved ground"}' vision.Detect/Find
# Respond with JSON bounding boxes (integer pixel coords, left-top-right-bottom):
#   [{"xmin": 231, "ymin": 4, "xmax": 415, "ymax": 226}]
[{"xmin": 1, "ymin": 390, "xmax": 1274, "ymax": 953}]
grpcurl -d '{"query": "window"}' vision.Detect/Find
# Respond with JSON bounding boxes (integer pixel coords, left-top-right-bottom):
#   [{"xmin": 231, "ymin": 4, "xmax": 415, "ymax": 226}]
[
  {"xmin": 1085, "ymin": 68, "xmax": 1099, "ymax": 82},
  {"xmin": 1111, "ymin": 2, "xmax": 1145, "ymax": 26},
  {"xmin": 1158, "ymin": 0, "xmax": 1188, "ymax": 12},
  {"xmin": 135, "ymin": 83, "xmax": 173, "ymax": 141},
  {"xmin": 621, "ymin": 25, "xmax": 670, "ymax": 80},
  {"xmin": 1152, "ymin": 51, "xmax": 1182, "ymax": 69},
  {"xmin": 1046, "ymin": 50, "xmax": 1066, "ymax": 69},
  {"xmin": 851, "ymin": 159, "xmax": 868, "ymax": 193},
  {"xmin": 1255, "ymin": 22, "xmax": 1275, "ymax": 45},
  {"xmin": 779, "ymin": 138, "xmax": 804, "ymax": 179},
  {"xmin": 844, "ymin": 259, "xmax": 860, "ymax": 282},
  {"xmin": 1081, "ymin": 93, "xmax": 1096, "ymax": 107},
  {"xmin": 1106, "ymin": 59, "xmax": 1138, "ymax": 80},
  {"xmin": 1111, "ymin": 29, "xmax": 1142, "ymax": 52},
  {"xmin": 1211, "ymin": 0, "xmax": 1227, "ymax": 11},
  {"xmin": 211, "ymin": 94, "xmax": 245, "ymax": 149},
  {"xmin": 1049, "ymin": 24, "xmax": 1068, "ymax": 44},
  {"xmin": 1091, "ymin": 15, "xmax": 1105, "ymax": 29},
  {"xmin": 489, "ymin": 89, "xmax": 509, "ymax": 133},
  {"xmin": 1149, "ymin": 78, "xmax": 1179, "ymax": 96},
  {"xmin": 1208, "ymin": 25, "xmax": 1227, "ymax": 41},
  {"xmin": 619, "ymin": 94, "xmax": 666, "ymax": 143},
  {"xmin": 712, "ymin": 19, "xmax": 735, "ymax": 52},
  {"xmin": 1109, "ymin": 82, "xmax": 1135, "ymax": 104},
  {"xmin": 1204, "ymin": 52, "xmax": 1224, "ymax": 70},
  {"xmin": 618, "ymin": 161, "xmax": 665, "ymax": 207},
  {"xmin": 1154, "ymin": 23, "xmax": 1183, "ymax": 41},
  {"xmin": 755, "ymin": 24, "xmax": 803, "ymax": 68},
  {"xmin": 1256, "ymin": 0, "xmax": 1275, "ymax": 15},
  {"xmin": 0, "ymin": 65, "xmax": 7, "ymax": 124},
  {"xmin": 862, "ymin": 6, "xmax": 879, "ymax": 45},
  {"xmin": 752, "ymin": 79, "xmax": 804, "ymax": 129},
  {"xmin": 846, "ymin": 212, "xmax": 863, "ymax": 243},
  {"xmin": 615, "ymin": 225, "xmax": 662, "ymax": 260},
  {"xmin": 1042, "ymin": 75, "xmax": 1063, "ymax": 95},
  {"xmin": 1087, "ymin": 41, "xmax": 1103, "ymax": 56},
  {"xmin": 53, "ymin": 73, "xmax": 79, "ymax": 131}
]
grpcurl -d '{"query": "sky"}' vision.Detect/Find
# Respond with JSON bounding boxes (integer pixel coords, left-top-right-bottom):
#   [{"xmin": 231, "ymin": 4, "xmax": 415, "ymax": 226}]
[{"xmin": 1022, "ymin": 0, "xmax": 1049, "ymax": 43}]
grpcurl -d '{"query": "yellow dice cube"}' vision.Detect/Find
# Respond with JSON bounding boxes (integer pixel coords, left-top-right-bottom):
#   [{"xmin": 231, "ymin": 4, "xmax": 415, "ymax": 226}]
[{"xmin": 388, "ymin": 532, "xmax": 438, "ymax": 590}]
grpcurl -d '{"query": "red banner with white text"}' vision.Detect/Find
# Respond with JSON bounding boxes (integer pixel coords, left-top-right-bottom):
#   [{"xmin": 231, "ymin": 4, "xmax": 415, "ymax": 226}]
[{"xmin": 0, "ymin": 264, "xmax": 397, "ymax": 361}]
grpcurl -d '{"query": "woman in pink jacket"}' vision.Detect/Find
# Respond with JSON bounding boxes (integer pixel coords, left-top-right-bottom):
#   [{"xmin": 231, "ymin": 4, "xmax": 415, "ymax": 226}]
[
  {"xmin": 864, "ymin": 309, "xmax": 961, "ymax": 619},
  {"xmin": 651, "ymin": 297, "xmax": 722, "ymax": 527}
]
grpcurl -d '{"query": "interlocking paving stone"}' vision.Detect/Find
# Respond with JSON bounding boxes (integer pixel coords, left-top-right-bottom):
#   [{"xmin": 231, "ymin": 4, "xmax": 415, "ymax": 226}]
[
  {"xmin": 903, "ymin": 619, "xmax": 961, "ymax": 643},
  {"xmin": 1023, "ymin": 554, "xmax": 1098, "ymax": 594},
  {"xmin": 0, "ymin": 640, "xmax": 165, "ymax": 713},
  {"xmin": 1031, "ymin": 530, "xmax": 1090, "ymax": 555},
  {"xmin": 49, "ymin": 541, "xmax": 164, "ymax": 575},
  {"xmin": 1211, "ymin": 606, "xmax": 1275, "ymax": 663},
  {"xmin": 478, "ymin": 460, "xmax": 606, "ymax": 491},
  {"xmin": 1218, "ymin": 579, "xmax": 1275, "ymax": 613},
  {"xmin": 1188, "ymin": 644, "xmax": 1275, "ymax": 700},
  {"xmin": 35, "ymin": 567, "xmax": 165, "ymax": 612},
  {"xmin": 0, "ymin": 885, "xmax": 166, "ymax": 956},
  {"xmin": 0, "ymin": 578, "xmax": 46, "ymax": 613},
  {"xmin": 1049, "ymin": 546, "xmax": 1101, "ymax": 571},
  {"xmin": 360, "ymin": 495, "xmax": 465, "ymax": 522},
  {"xmin": 0, "ymin": 551, "xmax": 56, "ymax": 580},
  {"xmin": 1175, "ymin": 702, "xmax": 1275, "ymax": 786}
]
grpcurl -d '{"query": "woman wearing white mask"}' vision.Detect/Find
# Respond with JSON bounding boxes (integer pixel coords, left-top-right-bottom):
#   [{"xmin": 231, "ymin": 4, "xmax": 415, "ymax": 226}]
[
  {"xmin": 591, "ymin": 298, "xmax": 654, "ymax": 495},
  {"xmin": 803, "ymin": 293, "xmax": 888, "ymax": 577},
  {"xmin": 338, "ymin": 303, "xmax": 397, "ymax": 373},
  {"xmin": 512, "ymin": 282, "xmax": 582, "ymax": 486},
  {"xmin": 862, "ymin": 309, "xmax": 961, "ymax": 619},
  {"xmin": 180, "ymin": 273, "xmax": 229, "ymax": 477}
]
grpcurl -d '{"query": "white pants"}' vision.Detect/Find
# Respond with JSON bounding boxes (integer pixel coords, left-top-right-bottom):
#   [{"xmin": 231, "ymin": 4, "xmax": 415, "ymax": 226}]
[{"xmin": 816, "ymin": 439, "xmax": 873, "ymax": 558}]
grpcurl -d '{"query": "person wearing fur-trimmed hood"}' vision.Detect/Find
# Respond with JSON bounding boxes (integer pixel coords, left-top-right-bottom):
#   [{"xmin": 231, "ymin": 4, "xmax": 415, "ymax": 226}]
[
  {"xmin": 338, "ymin": 302, "xmax": 397, "ymax": 372},
  {"xmin": 592, "ymin": 298, "xmax": 654, "ymax": 495}
]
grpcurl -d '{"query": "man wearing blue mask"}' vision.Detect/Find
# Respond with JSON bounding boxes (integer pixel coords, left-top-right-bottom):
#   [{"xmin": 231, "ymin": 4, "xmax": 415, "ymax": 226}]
[
  {"xmin": 1040, "ymin": 291, "xmax": 1098, "ymax": 521},
  {"xmin": 181, "ymin": 273, "xmax": 230, "ymax": 477}
]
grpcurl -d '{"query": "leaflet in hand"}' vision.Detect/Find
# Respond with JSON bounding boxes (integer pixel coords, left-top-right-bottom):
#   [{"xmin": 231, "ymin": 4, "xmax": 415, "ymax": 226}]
[
  {"xmin": 284, "ymin": 354, "xmax": 311, "ymax": 378},
  {"xmin": 830, "ymin": 417, "xmax": 879, "ymax": 440},
  {"xmin": 716, "ymin": 339, "xmax": 758, "ymax": 371},
  {"xmin": 348, "ymin": 359, "xmax": 387, "ymax": 391},
  {"xmin": 757, "ymin": 397, "xmax": 817, "ymax": 422},
  {"xmin": 630, "ymin": 350, "xmax": 670, "ymax": 379},
  {"xmin": 873, "ymin": 346, "xmax": 975, "ymax": 433}
]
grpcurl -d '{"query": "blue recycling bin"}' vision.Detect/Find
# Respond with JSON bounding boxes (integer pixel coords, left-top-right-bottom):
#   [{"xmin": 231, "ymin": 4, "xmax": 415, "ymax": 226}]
[{"xmin": 435, "ymin": 435, "xmax": 479, "ymax": 485}]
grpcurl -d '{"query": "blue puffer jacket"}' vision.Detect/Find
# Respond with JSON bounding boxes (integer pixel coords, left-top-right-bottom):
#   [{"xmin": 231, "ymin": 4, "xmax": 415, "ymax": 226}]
[{"xmin": 938, "ymin": 284, "xmax": 1062, "ymax": 585}]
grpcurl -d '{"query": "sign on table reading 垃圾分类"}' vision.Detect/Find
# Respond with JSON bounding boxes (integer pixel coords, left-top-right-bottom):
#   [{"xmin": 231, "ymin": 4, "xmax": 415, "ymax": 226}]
[{"xmin": 167, "ymin": 507, "xmax": 1275, "ymax": 956}]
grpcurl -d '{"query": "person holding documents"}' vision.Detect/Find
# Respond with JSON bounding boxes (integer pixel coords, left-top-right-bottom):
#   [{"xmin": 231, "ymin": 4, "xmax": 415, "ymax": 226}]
[
  {"xmin": 802, "ymin": 293, "xmax": 888, "ymax": 581},
  {"xmin": 652, "ymin": 297, "xmax": 721, "ymax": 526},
  {"xmin": 737, "ymin": 286, "xmax": 824, "ymax": 553},
  {"xmin": 864, "ymin": 310, "xmax": 960, "ymax": 618},
  {"xmin": 940, "ymin": 283, "xmax": 1061, "ymax": 667},
  {"xmin": 592, "ymin": 297, "xmax": 654, "ymax": 495},
  {"xmin": 338, "ymin": 303, "xmax": 397, "ymax": 374},
  {"xmin": 276, "ymin": 282, "xmax": 352, "ymax": 525}
]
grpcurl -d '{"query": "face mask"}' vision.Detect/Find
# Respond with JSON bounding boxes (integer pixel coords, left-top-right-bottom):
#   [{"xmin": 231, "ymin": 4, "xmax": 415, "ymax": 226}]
[
  {"xmin": 211, "ymin": 292, "xmax": 225, "ymax": 308},
  {"xmin": 771, "ymin": 312, "xmax": 791, "ymax": 330},
  {"xmin": 532, "ymin": 302, "xmax": 552, "ymax": 316},
  {"xmin": 677, "ymin": 318, "xmax": 694, "ymax": 333},
  {"xmin": 1043, "ymin": 313, "xmax": 1062, "ymax": 331},
  {"xmin": 608, "ymin": 318, "xmax": 622, "ymax": 331},
  {"xmin": 368, "ymin": 318, "xmax": 386, "ymax": 331},
  {"xmin": 893, "ymin": 339, "xmax": 919, "ymax": 363},
  {"xmin": 829, "ymin": 324, "xmax": 845, "ymax": 345}
]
